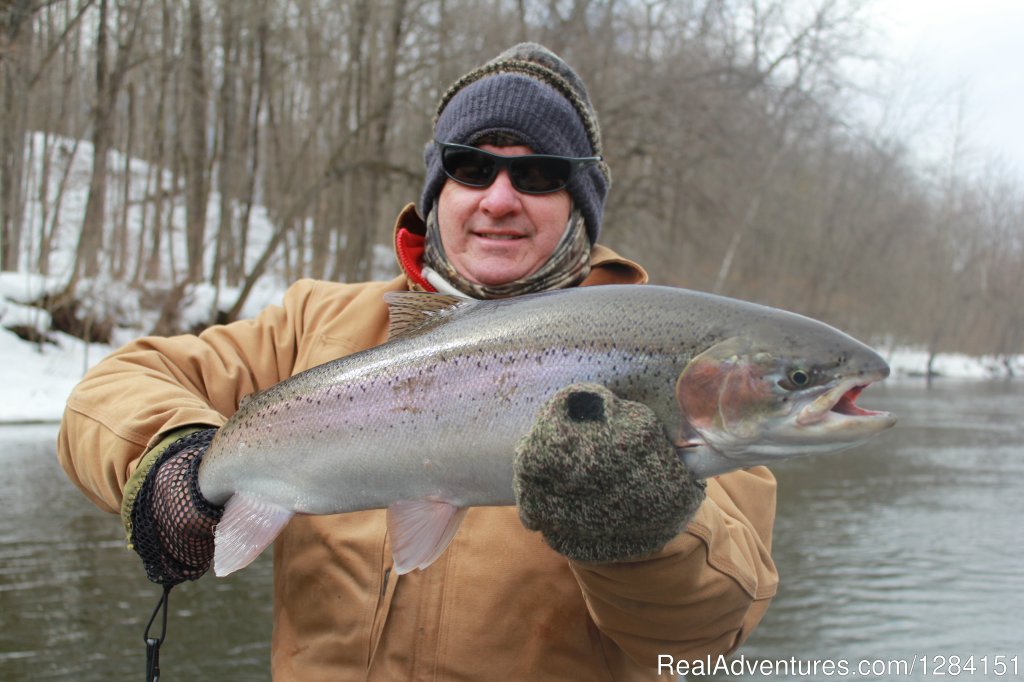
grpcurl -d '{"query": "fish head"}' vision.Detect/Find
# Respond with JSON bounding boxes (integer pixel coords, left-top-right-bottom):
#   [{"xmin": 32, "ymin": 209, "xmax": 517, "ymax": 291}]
[{"xmin": 675, "ymin": 324, "xmax": 896, "ymax": 474}]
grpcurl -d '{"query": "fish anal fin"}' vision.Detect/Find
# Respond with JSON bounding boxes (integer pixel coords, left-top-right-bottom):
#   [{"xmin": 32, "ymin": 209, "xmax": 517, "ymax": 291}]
[
  {"xmin": 386, "ymin": 500, "xmax": 468, "ymax": 574},
  {"xmin": 383, "ymin": 291, "xmax": 466, "ymax": 340},
  {"xmin": 213, "ymin": 493, "xmax": 293, "ymax": 577}
]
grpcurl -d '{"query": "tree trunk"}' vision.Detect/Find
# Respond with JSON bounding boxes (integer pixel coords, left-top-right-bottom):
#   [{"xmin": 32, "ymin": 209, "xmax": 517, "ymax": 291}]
[
  {"xmin": 184, "ymin": 0, "xmax": 208, "ymax": 282},
  {"xmin": 0, "ymin": 0, "xmax": 34, "ymax": 271},
  {"xmin": 234, "ymin": 11, "xmax": 267, "ymax": 286},
  {"xmin": 70, "ymin": 0, "xmax": 112, "ymax": 283},
  {"xmin": 139, "ymin": 0, "xmax": 175, "ymax": 284},
  {"xmin": 69, "ymin": 0, "xmax": 143, "ymax": 286},
  {"xmin": 212, "ymin": 0, "xmax": 239, "ymax": 288},
  {"xmin": 114, "ymin": 81, "xmax": 135, "ymax": 278}
]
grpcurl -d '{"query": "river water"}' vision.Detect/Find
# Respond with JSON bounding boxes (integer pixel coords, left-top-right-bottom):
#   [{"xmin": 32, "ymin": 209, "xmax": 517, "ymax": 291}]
[{"xmin": 1, "ymin": 381, "xmax": 1022, "ymax": 681}]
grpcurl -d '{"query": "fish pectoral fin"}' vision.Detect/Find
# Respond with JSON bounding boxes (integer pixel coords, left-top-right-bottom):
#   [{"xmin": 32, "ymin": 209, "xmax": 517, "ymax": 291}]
[
  {"xmin": 213, "ymin": 493, "xmax": 294, "ymax": 577},
  {"xmin": 386, "ymin": 500, "xmax": 468, "ymax": 575}
]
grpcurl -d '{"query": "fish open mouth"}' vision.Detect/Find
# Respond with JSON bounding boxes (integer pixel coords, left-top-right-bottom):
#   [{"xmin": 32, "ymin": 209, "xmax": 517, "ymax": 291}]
[
  {"xmin": 798, "ymin": 376, "xmax": 893, "ymax": 426},
  {"xmin": 831, "ymin": 385, "xmax": 888, "ymax": 417}
]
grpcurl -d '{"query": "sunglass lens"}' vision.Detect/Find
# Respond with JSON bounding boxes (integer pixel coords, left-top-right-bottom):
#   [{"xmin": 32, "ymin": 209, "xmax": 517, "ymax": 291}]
[
  {"xmin": 442, "ymin": 148, "xmax": 495, "ymax": 186},
  {"xmin": 511, "ymin": 157, "xmax": 572, "ymax": 193}
]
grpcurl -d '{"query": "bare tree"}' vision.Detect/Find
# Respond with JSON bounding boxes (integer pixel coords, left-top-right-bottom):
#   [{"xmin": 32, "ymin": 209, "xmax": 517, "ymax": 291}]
[
  {"xmin": 68, "ymin": 0, "xmax": 143, "ymax": 285},
  {"xmin": 183, "ymin": 0, "xmax": 208, "ymax": 282},
  {"xmin": 0, "ymin": 0, "xmax": 35, "ymax": 270},
  {"xmin": 0, "ymin": 0, "xmax": 1018, "ymax": 361}
]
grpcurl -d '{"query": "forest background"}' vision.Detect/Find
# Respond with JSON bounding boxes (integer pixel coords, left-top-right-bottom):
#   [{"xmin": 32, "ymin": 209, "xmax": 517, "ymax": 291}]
[{"xmin": 1, "ymin": 0, "xmax": 1021, "ymax": 369}]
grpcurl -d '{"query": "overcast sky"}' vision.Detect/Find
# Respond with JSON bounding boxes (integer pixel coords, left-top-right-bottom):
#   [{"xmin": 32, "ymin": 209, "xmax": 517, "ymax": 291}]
[{"xmin": 860, "ymin": 0, "xmax": 1024, "ymax": 180}]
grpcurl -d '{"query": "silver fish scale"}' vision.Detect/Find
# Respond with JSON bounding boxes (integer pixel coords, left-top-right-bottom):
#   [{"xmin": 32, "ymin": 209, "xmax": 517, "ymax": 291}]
[{"xmin": 198, "ymin": 285, "xmax": 883, "ymax": 514}]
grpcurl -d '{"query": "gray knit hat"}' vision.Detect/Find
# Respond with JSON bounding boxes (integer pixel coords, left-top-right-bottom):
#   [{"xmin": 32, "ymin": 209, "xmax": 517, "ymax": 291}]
[{"xmin": 421, "ymin": 43, "xmax": 610, "ymax": 244}]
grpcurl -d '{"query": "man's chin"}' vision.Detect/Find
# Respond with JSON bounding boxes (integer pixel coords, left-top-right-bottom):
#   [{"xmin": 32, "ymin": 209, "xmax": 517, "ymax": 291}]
[{"xmin": 458, "ymin": 261, "xmax": 535, "ymax": 287}]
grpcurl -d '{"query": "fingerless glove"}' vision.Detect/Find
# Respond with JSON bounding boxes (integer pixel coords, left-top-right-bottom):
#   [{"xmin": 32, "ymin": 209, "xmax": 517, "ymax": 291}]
[{"xmin": 123, "ymin": 428, "xmax": 222, "ymax": 585}]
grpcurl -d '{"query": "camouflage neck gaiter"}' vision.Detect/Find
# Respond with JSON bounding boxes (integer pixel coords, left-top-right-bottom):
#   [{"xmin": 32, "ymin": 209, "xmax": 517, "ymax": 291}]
[{"xmin": 422, "ymin": 207, "xmax": 592, "ymax": 300}]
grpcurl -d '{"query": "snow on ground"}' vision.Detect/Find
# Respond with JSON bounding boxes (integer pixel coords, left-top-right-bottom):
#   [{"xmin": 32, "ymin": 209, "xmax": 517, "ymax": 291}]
[
  {"xmin": 0, "ymin": 131, "xmax": 396, "ymax": 423},
  {"xmin": 885, "ymin": 347, "xmax": 1023, "ymax": 380},
  {"xmin": 0, "ymin": 326, "xmax": 112, "ymax": 423}
]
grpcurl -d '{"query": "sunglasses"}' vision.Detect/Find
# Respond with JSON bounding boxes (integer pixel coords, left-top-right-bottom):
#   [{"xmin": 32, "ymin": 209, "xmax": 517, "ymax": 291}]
[{"xmin": 437, "ymin": 142, "xmax": 601, "ymax": 194}]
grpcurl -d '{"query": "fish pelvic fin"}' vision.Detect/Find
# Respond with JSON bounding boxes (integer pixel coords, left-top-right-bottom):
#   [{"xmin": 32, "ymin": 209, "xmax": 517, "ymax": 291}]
[
  {"xmin": 213, "ymin": 493, "xmax": 293, "ymax": 577},
  {"xmin": 386, "ymin": 500, "xmax": 469, "ymax": 575},
  {"xmin": 383, "ymin": 291, "xmax": 467, "ymax": 340}
]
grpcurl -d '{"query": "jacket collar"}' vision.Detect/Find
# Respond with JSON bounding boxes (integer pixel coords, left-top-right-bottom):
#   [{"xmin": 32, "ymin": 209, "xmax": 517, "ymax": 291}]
[{"xmin": 391, "ymin": 203, "xmax": 647, "ymax": 292}]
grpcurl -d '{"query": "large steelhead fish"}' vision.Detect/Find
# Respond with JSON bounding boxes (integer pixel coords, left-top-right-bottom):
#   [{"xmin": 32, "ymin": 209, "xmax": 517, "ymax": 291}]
[{"xmin": 198, "ymin": 284, "xmax": 896, "ymax": 577}]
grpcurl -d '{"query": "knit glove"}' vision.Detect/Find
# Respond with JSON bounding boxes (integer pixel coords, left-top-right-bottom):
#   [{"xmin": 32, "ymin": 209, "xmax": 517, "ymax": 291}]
[
  {"xmin": 121, "ymin": 427, "xmax": 223, "ymax": 586},
  {"xmin": 513, "ymin": 384, "xmax": 705, "ymax": 563}
]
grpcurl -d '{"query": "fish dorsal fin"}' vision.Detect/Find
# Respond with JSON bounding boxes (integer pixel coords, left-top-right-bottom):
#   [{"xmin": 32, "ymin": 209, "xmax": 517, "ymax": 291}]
[
  {"xmin": 383, "ymin": 291, "xmax": 466, "ymax": 340},
  {"xmin": 386, "ymin": 500, "xmax": 469, "ymax": 574}
]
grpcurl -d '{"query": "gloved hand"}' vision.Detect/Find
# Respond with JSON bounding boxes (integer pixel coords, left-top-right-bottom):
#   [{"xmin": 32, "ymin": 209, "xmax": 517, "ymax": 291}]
[
  {"xmin": 121, "ymin": 427, "xmax": 223, "ymax": 586},
  {"xmin": 513, "ymin": 384, "xmax": 705, "ymax": 563}
]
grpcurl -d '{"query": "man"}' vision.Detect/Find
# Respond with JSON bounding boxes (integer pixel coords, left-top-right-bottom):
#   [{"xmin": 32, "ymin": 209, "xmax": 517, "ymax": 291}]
[{"xmin": 58, "ymin": 43, "xmax": 777, "ymax": 680}]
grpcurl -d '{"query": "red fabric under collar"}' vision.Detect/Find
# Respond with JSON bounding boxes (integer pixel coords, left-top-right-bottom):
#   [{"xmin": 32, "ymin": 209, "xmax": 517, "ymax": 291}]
[{"xmin": 395, "ymin": 227, "xmax": 435, "ymax": 292}]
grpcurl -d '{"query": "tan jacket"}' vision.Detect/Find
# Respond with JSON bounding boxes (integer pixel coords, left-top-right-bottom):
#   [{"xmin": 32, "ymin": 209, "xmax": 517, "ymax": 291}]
[{"xmin": 58, "ymin": 205, "xmax": 778, "ymax": 680}]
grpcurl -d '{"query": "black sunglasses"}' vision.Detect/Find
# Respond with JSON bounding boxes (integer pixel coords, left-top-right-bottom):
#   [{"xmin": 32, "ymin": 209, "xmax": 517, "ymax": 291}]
[{"xmin": 437, "ymin": 142, "xmax": 601, "ymax": 194}]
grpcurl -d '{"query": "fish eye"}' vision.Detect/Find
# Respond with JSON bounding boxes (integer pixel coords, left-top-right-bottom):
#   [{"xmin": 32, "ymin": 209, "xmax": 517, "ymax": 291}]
[{"xmin": 779, "ymin": 368, "xmax": 812, "ymax": 391}]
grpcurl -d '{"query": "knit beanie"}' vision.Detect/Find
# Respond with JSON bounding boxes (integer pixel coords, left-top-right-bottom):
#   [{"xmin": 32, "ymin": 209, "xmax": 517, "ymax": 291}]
[{"xmin": 421, "ymin": 43, "xmax": 610, "ymax": 244}]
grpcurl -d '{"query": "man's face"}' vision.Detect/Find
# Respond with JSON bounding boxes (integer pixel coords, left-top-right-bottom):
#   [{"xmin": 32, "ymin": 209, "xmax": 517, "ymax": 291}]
[{"xmin": 437, "ymin": 144, "xmax": 572, "ymax": 286}]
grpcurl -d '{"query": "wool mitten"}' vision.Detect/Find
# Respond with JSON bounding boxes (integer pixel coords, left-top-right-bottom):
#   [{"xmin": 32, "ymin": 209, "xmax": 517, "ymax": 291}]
[{"xmin": 514, "ymin": 384, "xmax": 705, "ymax": 563}]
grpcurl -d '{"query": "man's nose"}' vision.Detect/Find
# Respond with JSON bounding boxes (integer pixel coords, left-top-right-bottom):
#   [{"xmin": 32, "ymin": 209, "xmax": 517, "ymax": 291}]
[{"xmin": 478, "ymin": 170, "xmax": 522, "ymax": 217}]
